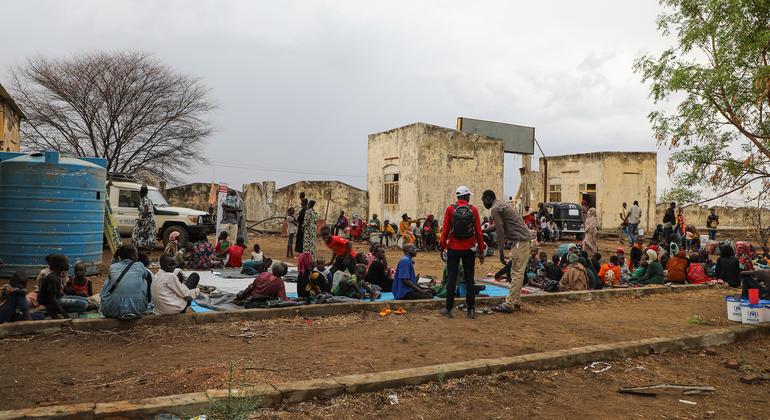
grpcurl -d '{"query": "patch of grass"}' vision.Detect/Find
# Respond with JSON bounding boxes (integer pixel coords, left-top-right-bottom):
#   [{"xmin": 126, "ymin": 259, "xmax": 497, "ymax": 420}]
[
  {"xmin": 437, "ymin": 370, "xmax": 446, "ymax": 386},
  {"xmin": 688, "ymin": 314, "xmax": 703, "ymax": 325},
  {"xmin": 206, "ymin": 363, "xmax": 262, "ymax": 420}
]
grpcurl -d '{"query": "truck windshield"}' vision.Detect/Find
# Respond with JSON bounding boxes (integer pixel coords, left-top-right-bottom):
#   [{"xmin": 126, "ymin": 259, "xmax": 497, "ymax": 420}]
[{"xmin": 148, "ymin": 190, "xmax": 169, "ymax": 207}]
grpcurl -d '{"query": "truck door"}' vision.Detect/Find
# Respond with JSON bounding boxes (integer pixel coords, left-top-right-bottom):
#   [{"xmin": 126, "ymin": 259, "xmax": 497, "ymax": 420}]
[{"xmin": 115, "ymin": 188, "xmax": 140, "ymax": 235}]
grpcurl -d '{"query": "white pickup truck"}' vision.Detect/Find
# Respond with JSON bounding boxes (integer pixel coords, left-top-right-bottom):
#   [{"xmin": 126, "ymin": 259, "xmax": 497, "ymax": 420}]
[{"xmin": 108, "ymin": 180, "xmax": 215, "ymax": 246}]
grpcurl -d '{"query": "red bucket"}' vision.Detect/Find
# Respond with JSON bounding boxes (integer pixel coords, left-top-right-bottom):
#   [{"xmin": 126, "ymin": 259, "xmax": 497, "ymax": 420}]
[{"xmin": 748, "ymin": 288, "xmax": 760, "ymax": 305}]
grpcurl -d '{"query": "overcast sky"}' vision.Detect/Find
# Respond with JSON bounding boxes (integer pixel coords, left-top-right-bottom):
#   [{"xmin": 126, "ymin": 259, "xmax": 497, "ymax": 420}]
[{"xmin": 0, "ymin": 0, "xmax": 674, "ymax": 197}]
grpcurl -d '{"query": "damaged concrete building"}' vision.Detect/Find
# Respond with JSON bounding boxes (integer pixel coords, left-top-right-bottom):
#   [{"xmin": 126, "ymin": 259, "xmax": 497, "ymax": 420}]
[
  {"xmin": 166, "ymin": 181, "xmax": 368, "ymax": 233},
  {"xmin": 541, "ymin": 152, "xmax": 657, "ymax": 232},
  {"xmin": 368, "ymin": 122, "xmax": 504, "ymax": 223}
]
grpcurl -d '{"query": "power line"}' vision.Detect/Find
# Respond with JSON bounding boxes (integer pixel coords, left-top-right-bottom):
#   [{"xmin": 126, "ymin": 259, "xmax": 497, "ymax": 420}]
[{"xmin": 211, "ymin": 161, "xmax": 367, "ymax": 179}]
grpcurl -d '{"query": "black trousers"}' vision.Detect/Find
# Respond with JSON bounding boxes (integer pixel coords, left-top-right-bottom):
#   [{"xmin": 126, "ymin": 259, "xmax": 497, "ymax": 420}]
[{"xmin": 446, "ymin": 249, "xmax": 476, "ymax": 311}]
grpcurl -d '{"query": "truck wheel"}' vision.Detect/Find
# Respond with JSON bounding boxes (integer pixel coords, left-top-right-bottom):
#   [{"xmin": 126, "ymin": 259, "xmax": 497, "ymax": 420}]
[{"xmin": 162, "ymin": 225, "xmax": 189, "ymax": 247}]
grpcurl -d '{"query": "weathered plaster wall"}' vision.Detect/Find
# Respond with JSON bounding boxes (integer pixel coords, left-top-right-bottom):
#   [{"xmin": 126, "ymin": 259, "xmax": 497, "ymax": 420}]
[
  {"xmin": 242, "ymin": 180, "xmax": 368, "ymax": 232},
  {"xmin": 368, "ymin": 122, "xmax": 504, "ymax": 224},
  {"xmin": 167, "ymin": 181, "xmax": 368, "ymax": 233},
  {"xmin": 165, "ymin": 183, "xmax": 213, "ymax": 212},
  {"xmin": 0, "ymin": 102, "xmax": 21, "ymax": 152},
  {"xmin": 541, "ymin": 152, "xmax": 657, "ymax": 232}
]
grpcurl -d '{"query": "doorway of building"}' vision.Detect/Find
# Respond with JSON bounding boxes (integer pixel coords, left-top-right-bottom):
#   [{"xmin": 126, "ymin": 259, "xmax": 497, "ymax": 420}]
[{"xmin": 579, "ymin": 183, "xmax": 597, "ymax": 210}]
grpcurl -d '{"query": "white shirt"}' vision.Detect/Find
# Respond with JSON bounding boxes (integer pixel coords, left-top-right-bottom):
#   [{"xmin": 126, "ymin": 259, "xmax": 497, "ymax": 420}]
[
  {"xmin": 628, "ymin": 205, "xmax": 642, "ymax": 224},
  {"xmin": 151, "ymin": 268, "xmax": 199, "ymax": 315}
]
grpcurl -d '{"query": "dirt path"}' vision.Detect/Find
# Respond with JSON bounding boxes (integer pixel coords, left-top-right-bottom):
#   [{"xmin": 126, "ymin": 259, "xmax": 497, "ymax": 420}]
[
  {"xmin": 253, "ymin": 334, "xmax": 770, "ymax": 419},
  {"xmin": 0, "ymin": 288, "xmax": 736, "ymax": 409}
]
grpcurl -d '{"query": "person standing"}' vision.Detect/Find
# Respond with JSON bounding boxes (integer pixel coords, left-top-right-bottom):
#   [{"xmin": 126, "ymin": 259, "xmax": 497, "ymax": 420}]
[
  {"xmin": 674, "ymin": 207, "xmax": 686, "ymax": 248},
  {"xmin": 302, "ymin": 200, "xmax": 319, "ymax": 260},
  {"xmin": 294, "ymin": 198, "xmax": 308, "ymax": 254},
  {"xmin": 582, "ymin": 208, "xmax": 598, "ymax": 255},
  {"xmin": 706, "ymin": 208, "xmax": 719, "ymax": 241},
  {"xmin": 132, "ymin": 185, "xmax": 157, "ymax": 251},
  {"xmin": 220, "ymin": 189, "xmax": 243, "ymax": 242},
  {"xmin": 618, "ymin": 202, "xmax": 629, "ymax": 244},
  {"xmin": 286, "ymin": 207, "xmax": 297, "ymax": 258},
  {"xmin": 483, "ymin": 190, "xmax": 532, "ymax": 314},
  {"xmin": 440, "ymin": 186, "xmax": 486, "ymax": 318},
  {"xmin": 627, "ymin": 200, "xmax": 642, "ymax": 245},
  {"xmin": 662, "ymin": 202, "xmax": 676, "ymax": 245}
]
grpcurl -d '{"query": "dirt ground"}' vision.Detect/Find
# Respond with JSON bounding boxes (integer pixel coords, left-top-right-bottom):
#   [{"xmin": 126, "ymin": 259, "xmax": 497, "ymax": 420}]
[
  {"xmin": 254, "ymin": 334, "xmax": 770, "ymax": 419},
  {"xmin": 0, "ymin": 288, "xmax": 741, "ymax": 410}
]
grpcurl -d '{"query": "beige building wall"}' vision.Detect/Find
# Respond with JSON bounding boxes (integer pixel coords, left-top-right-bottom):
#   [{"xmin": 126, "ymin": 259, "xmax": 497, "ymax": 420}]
[
  {"xmin": 241, "ymin": 180, "xmax": 368, "ymax": 233},
  {"xmin": 166, "ymin": 181, "xmax": 368, "ymax": 233},
  {"xmin": 541, "ymin": 152, "xmax": 657, "ymax": 232},
  {"xmin": 0, "ymin": 101, "xmax": 22, "ymax": 152},
  {"xmin": 368, "ymin": 123, "xmax": 504, "ymax": 224}
]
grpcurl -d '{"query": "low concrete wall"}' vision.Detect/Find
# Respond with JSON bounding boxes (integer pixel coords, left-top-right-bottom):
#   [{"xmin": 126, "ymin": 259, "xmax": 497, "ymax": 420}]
[
  {"xmin": 654, "ymin": 203, "xmax": 770, "ymax": 231},
  {"xmin": 0, "ymin": 284, "xmax": 710, "ymax": 338},
  {"xmin": 1, "ymin": 324, "xmax": 764, "ymax": 419}
]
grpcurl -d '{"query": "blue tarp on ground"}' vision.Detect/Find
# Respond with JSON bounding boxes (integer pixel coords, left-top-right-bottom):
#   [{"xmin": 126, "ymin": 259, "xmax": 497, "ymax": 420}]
[{"xmin": 189, "ymin": 284, "xmax": 511, "ymax": 312}]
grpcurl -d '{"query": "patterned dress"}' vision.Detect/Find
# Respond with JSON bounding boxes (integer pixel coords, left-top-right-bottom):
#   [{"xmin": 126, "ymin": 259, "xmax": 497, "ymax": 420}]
[
  {"xmin": 303, "ymin": 208, "xmax": 319, "ymax": 259},
  {"xmin": 132, "ymin": 196, "xmax": 156, "ymax": 251}
]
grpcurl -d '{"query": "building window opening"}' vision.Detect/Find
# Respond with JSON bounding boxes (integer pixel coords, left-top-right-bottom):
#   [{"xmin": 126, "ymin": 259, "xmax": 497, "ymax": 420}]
[
  {"xmin": 384, "ymin": 172, "xmax": 399, "ymax": 205},
  {"xmin": 549, "ymin": 184, "xmax": 561, "ymax": 202}
]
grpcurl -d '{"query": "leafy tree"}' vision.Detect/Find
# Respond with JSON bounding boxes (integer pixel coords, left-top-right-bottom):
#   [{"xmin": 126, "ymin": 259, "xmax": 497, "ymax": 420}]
[
  {"xmin": 11, "ymin": 52, "xmax": 215, "ymax": 182},
  {"xmin": 659, "ymin": 187, "xmax": 702, "ymax": 205},
  {"xmin": 635, "ymin": 0, "xmax": 770, "ymax": 203}
]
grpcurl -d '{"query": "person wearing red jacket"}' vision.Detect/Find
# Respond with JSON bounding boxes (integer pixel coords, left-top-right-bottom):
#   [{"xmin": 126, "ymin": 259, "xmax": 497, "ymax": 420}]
[{"xmin": 440, "ymin": 186, "xmax": 487, "ymax": 319}]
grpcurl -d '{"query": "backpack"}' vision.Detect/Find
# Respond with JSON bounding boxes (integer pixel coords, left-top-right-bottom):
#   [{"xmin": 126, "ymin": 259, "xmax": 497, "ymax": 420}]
[{"xmin": 452, "ymin": 204, "xmax": 475, "ymax": 239}]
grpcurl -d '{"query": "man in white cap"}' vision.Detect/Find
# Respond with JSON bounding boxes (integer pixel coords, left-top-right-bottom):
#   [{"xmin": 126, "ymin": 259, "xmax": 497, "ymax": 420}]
[{"xmin": 439, "ymin": 186, "xmax": 486, "ymax": 319}]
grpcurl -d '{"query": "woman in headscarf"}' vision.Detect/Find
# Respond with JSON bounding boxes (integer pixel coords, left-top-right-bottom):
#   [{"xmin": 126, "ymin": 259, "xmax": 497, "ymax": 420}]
[
  {"xmin": 582, "ymin": 208, "xmax": 598, "ymax": 255},
  {"xmin": 132, "ymin": 185, "xmax": 157, "ymax": 251},
  {"xmin": 559, "ymin": 252, "xmax": 589, "ymax": 292},
  {"xmin": 635, "ymin": 249, "xmax": 665, "ymax": 285},
  {"xmin": 302, "ymin": 200, "xmax": 319, "ymax": 259},
  {"xmin": 294, "ymin": 198, "xmax": 308, "ymax": 254}
]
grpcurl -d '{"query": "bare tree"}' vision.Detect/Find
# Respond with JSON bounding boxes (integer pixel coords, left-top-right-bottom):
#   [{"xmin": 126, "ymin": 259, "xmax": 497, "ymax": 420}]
[{"xmin": 10, "ymin": 51, "xmax": 214, "ymax": 182}]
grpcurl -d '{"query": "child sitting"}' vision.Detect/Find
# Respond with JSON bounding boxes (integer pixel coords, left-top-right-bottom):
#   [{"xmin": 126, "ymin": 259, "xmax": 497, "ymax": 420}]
[
  {"xmin": 224, "ymin": 237, "xmax": 246, "ymax": 268},
  {"xmin": 0, "ymin": 271, "xmax": 31, "ymax": 323},
  {"xmin": 164, "ymin": 231, "xmax": 181, "ymax": 256},
  {"xmin": 544, "ymin": 254, "xmax": 562, "ymax": 281},
  {"xmin": 151, "ymin": 254, "xmax": 201, "ymax": 315},
  {"xmin": 38, "ymin": 254, "xmax": 88, "ymax": 318},
  {"xmin": 214, "ymin": 231, "xmax": 231, "ymax": 258},
  {"xmin": 64, "ymin": 262, "xmax": 93, "ymax": 298},
  {"xmin": 313, "ymin": 257, "xmax": 332, "ymax": 291},
  {"xmin": 251, "ymin": 244, "xmax": 264, "ymax": 264},
  {"xmin": 618, "ymin": 255, "xmax": 633, "ymax": 284},
  {"xmin": 598, "ymin": 255, "xmax": 622, "ymax": 286}
]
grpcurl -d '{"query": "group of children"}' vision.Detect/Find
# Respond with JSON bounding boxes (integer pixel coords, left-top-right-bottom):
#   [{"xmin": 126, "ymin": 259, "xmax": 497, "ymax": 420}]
[{"xmin": 0, "ymin": 254, "xmax": 96, "ymax": 322}]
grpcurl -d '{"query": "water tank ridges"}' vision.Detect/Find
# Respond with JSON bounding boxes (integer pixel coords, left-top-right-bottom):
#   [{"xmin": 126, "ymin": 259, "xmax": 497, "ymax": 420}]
[{"xmin": 0, "ymin": 151, "xmax": 107, "ymax": 277}]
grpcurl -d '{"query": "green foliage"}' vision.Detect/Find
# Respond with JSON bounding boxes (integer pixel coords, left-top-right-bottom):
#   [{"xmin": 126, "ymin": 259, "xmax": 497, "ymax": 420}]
[
  {"xmin": 635, "ymin": 0, "xmax": 770, "ymax": 200},
  {"xmin": 660, "ymin": 187, "xmax": 702, "ymax": 205},
  {"xmin": 437, "ymin": 370, "xmax": 446, "ymax": 386},
  {"xmin": 687, "ymin": 314, "xmax": 703, "ymax": 325},
  {"xmin": 206, "ymin": 363, "xmax": 262, "ymax": 420}
]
